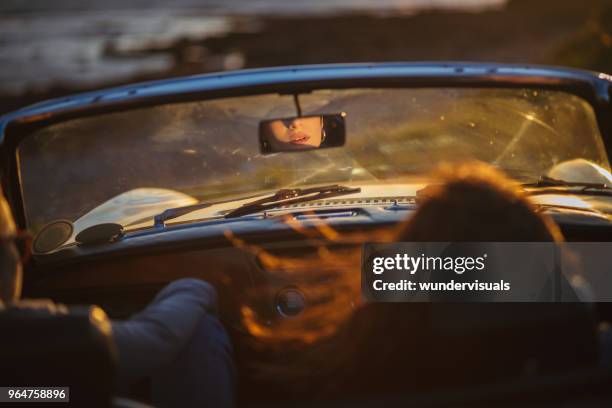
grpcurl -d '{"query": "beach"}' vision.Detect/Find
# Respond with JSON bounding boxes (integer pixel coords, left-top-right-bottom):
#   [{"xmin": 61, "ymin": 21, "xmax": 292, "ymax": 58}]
[{"xmin": 0, "ymin": 0, "xmax": 605, "ymax": 114}]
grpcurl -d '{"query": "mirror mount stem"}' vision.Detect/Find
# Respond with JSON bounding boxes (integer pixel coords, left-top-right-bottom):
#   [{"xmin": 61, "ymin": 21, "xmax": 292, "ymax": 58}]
[{"xmin": 293, "ymin": 94, "xmax": 302, "ymax": 117}]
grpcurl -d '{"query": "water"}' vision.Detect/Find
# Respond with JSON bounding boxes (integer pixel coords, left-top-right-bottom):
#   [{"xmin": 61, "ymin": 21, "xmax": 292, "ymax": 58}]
[
  {"xmin": 0, "ymin": 0, "xmax": 505, "ymax": 15},
  {"xmin": 0, "ymin": 0, "xmax": 505, "ymax": 96}
]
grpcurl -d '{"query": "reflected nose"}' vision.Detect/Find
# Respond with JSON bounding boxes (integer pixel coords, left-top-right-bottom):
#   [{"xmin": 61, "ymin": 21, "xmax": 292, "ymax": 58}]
[{"xmin": 282, "ymin": 119, "xmax": 300, "ymax": 130}]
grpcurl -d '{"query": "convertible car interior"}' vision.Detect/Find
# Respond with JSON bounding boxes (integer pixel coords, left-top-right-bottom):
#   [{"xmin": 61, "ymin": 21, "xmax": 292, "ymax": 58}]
[{"xmin": 1, "ymin": 63, "xmax": 612, "ymax": 407}]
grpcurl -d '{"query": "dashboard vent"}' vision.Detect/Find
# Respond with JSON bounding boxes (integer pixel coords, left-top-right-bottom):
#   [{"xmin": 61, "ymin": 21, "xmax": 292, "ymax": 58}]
[
  {"xmin": 293, "ymin": 210, "xmax": 358, "ymax": 220},
  {"xmin": 277, "ymin": 196, "xmax": 415, "ymax": 210}
]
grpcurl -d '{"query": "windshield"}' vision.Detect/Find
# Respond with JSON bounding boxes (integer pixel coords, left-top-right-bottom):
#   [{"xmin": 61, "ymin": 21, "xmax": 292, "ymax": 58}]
[{"xmin": 18, "ymin": 87, "xmax": 610, "ymax": 232}]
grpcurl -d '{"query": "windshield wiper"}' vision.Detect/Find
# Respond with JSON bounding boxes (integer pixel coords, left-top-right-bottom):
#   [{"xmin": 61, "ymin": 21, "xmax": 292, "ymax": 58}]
[
  {"xmin": 224, "ymin": 184, "xmax": 361, "ymax": 219},
  {"xmin": 153, "ymin": 191, "xmax": 271, "ymax": 228},
  {"xmin": 523, "ymin": 176, "xmax": 612, "ymax": 196},
  {"xmin": 153, "ymin": 185, "xmax": 361, "ymax": 227}
]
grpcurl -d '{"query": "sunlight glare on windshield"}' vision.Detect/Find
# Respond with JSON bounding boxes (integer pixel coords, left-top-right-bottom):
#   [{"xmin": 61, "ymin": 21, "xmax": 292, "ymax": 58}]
[{"xmin": 17, "ymin": 88, "xmax": 609, "ymax": 231}]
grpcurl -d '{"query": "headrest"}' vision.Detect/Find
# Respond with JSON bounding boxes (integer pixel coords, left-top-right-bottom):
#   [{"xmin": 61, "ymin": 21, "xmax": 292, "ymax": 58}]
[{"xmin": 0, "ymin": 305, "xmax": 117, "ymax": 407}]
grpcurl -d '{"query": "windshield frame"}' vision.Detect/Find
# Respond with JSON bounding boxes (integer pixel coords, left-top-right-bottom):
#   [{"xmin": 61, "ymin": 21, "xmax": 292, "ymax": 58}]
[{"xmin": 2, "ymin": 63, "xmax": 612, "ymax": 231}]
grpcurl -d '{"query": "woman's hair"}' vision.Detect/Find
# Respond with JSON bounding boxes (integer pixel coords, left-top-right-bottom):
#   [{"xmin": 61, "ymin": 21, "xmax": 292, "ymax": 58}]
[
  {"xmin": 240, "ymin": 162, "xmax": 566, "ymax": 401},
  {"xmin": 0, "ymin": 187, "xmax": 16, "ymax": 239},
  {"xmin": 321, "ymin": 115, "xmax": 345, "ymax": 146},
  {"xmin": 0, "ymin": 187, "xmax": 21, "ymax": 306},
  {"xmin": 398, "ymin": 161, "xmax": 563, "ymax": 242}
]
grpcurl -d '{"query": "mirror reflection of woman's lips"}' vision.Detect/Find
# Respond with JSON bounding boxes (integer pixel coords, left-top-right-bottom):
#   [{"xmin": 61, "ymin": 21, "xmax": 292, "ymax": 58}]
[{"xmin": 288, "ymin": 131, "xmax": 311, "ymax": 144}]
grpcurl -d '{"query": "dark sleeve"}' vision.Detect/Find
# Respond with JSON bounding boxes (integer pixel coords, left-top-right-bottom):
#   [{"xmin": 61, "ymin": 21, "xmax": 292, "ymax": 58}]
[{"xmin": 111, "ymin": 278, "xmax": 218, "ymax": 382}]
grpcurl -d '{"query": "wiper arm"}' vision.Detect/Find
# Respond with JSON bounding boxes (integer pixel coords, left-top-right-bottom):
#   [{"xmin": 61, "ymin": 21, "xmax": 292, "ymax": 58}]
[
  {"xmin": 153, "ymin": 191, "xmax": 270, "ymax": 228},
  {"xmin": 152, "ymin": 185, "xmax": 361, "ymax": 227},
  {"xmin": 524, "ymin": 175, "xmax": 610, "ymax": 189},
  {"xmin": 523, "ymin": 176, "xmax": 612, "ymax": 196},
  {"xmin": 224, "ymin": 184, "xmax": 361, "ymax": 218}
]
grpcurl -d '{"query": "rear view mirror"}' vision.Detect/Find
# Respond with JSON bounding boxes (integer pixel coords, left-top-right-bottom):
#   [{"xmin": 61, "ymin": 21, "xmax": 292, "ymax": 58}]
[{"xmin": 259, "ymin": 113, "xmax": 346, "ymax": 154}]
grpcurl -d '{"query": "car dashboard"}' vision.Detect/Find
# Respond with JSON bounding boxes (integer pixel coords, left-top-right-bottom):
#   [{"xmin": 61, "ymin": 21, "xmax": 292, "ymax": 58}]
[{"xmin": 22, "ymin": 202, "xmax": 612, "ymax": 403}]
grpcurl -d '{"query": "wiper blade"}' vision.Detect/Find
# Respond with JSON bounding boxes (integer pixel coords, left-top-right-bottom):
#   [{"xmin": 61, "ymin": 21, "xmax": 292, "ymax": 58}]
[
  {"xmin": 524, "ymin": 175, "xmax": 610, "ymax": 189},
  {"xmin": 153, "ymin": 191, "xmax": 270, "ymax": 228},
  {"xmin": 224, "ymin": 184, "xmax": 361, "ymax": 219},
  {"xmin": 152, "ymin": 185, "xmax": 361, "ymax": 227},
  {"xmin": 523, "ymin": 176, "xmax": 612, "ymax": 196}
]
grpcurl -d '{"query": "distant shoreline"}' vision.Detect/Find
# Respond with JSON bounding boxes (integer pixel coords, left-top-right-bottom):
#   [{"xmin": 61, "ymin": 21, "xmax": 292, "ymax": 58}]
[{"xmin": 0, "ymin": 0, "xmax": 601, "ymax": 115}]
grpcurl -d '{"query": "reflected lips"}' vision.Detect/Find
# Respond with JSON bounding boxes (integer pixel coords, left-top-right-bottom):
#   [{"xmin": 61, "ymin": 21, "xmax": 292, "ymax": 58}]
[{"xmin": 289, "ymin": 132, "xmax": 311, "ymax": 144}]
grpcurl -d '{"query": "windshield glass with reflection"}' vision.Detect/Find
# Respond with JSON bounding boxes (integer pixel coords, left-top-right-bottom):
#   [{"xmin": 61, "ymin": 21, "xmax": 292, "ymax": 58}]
[{"xmin": 18, "ymin": 88, "xmax": 610, "ymax": 231}]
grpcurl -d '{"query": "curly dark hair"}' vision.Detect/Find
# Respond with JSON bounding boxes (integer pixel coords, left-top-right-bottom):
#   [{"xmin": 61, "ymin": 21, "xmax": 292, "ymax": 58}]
[{"xmin": 398, "ymin": 161, "xmax": 563, "ymax": 242}]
